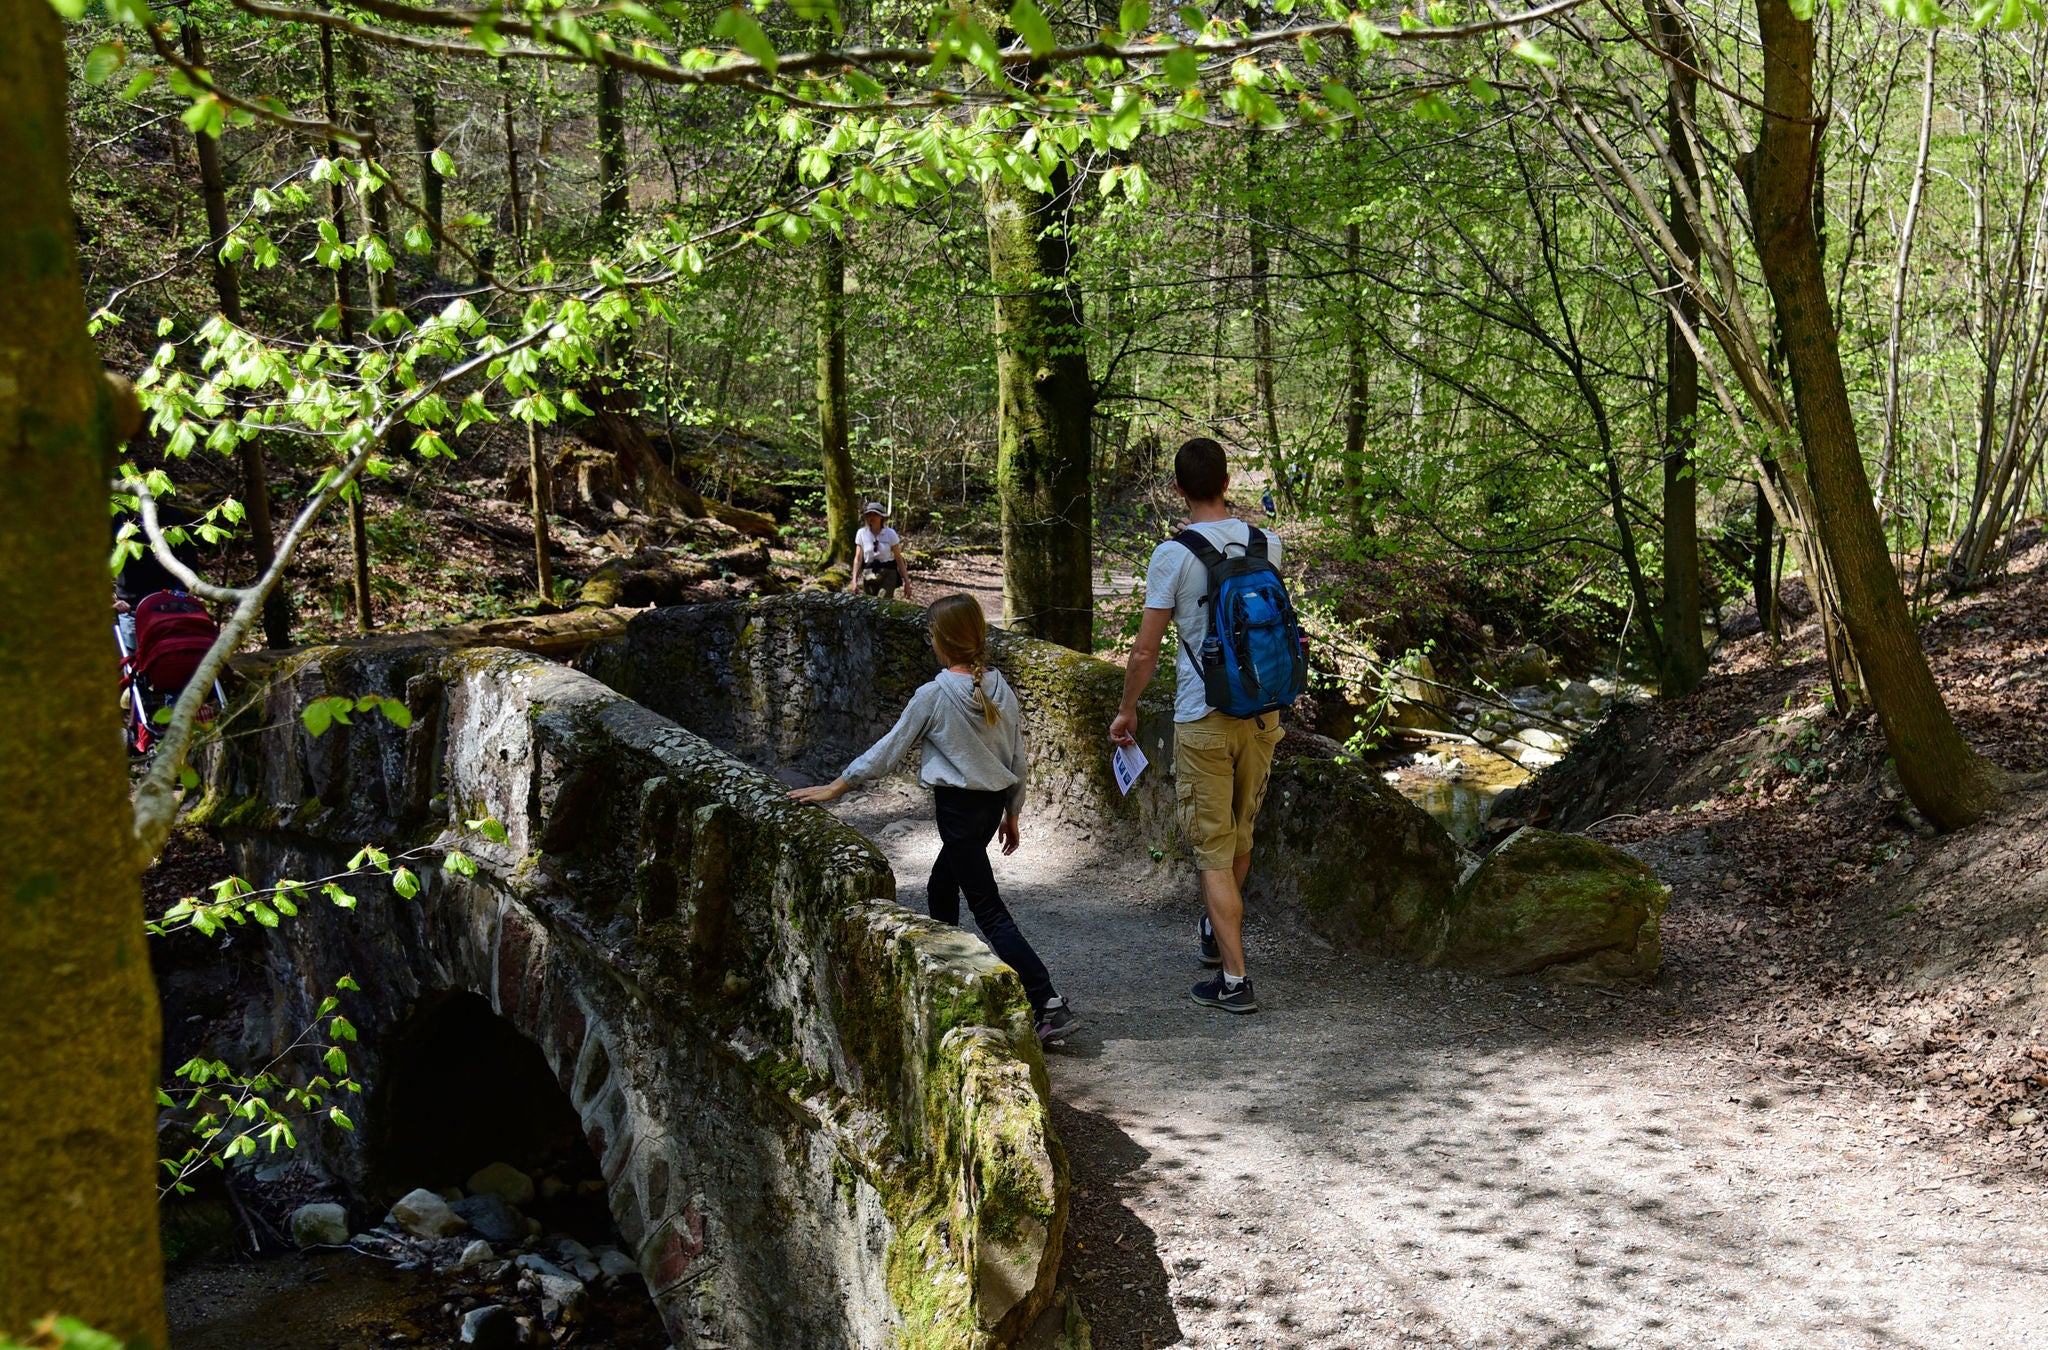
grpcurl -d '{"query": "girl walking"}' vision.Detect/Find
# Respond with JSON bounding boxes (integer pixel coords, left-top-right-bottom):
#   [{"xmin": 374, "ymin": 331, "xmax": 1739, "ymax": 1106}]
[{"xmin": 789, "ymin": 593, "xmax": 1079, "ymax": 1045}]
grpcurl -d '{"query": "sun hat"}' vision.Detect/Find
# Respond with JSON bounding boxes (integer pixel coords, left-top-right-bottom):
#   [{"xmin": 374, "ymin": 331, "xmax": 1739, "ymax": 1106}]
[{"xmin": 863, "ymin": 502, "xmax": 887, "ymax": 518}]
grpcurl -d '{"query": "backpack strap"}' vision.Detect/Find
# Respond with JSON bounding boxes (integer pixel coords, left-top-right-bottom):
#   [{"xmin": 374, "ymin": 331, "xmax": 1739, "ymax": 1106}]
[
  {"xmin": 1169, "ymin": 527, "xmax": 1230, "ymax": 576},
  {"xmin": 1243, "ymin": 525, "xmax": 1270, "ymax": 562}
]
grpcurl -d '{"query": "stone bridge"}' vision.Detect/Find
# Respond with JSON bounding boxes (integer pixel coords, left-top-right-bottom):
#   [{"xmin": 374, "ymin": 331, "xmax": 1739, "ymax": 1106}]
[
  {"xmin": 194, "ymin": 594, "xmax": 1667, "ymax": 1350},
  {"xmin": 198, "ymin": 637, "xmax": 1064, "ymax": 1350}
]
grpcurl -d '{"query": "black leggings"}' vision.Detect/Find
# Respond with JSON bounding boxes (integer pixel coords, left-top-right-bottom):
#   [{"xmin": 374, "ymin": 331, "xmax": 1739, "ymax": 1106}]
[{"xmin": 928, "ymin": 787, "xmax": 1057, "ymax": 1014}]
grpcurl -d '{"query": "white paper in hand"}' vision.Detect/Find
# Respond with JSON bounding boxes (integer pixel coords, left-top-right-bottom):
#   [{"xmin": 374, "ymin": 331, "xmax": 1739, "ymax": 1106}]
[{"xmin": 1111, "ymin": 741, "xmax": 1149, "ymax": 796}]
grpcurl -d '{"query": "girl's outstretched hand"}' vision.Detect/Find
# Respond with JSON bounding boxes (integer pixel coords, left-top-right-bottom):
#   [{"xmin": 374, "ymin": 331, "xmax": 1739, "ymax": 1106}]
[
  {"xmin": 789, "ymin": 777, "xmax": 850, "ymax": 805},
  {"xmin": 999, "ymin": 813, "xmax": 1021, "ymax": 856}
]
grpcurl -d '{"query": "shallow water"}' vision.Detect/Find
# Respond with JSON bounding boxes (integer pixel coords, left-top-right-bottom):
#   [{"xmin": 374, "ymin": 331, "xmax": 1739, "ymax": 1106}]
[{"xmin": 1379, "ymin": 739, "xmax": 1531, "ymax": 845}]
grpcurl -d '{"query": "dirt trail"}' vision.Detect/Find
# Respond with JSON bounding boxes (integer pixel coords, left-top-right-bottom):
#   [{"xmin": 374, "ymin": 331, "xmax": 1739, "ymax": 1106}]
[{"xmin": 830, "ymin": 781, "xmax": 2048, "ymax": 1350}]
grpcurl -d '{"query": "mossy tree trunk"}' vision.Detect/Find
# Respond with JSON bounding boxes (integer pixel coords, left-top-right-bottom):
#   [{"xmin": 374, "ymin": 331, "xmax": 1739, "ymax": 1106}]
[
  {"xmin": 1657, "ymin": 2, "xmax": 1708, "ymax": 696},
  {"xmin": 411, "ymin": 86, "xmax": 443, "ymax": 280},
  {"xmin": 0, "ymin": 3, "xmax": 167, "ymax": 1341},
  {"xmin": 985, "ymin": 166, "xmax": 1094, "ymax": 652},
  {"xmin": 1748, "ymin": 0, "xmax": 2000, "ymax": 826},
  {"xmin": 182, "ymin": 20, "xmax": 289, "ymax": 648},
  {"xmin": 320, "ymin": 29, "xmax": 373, "ymax": 631},
  {"xmin": 816, "ymin": 227, "xmax": 857, "ymax": 571},
  {"xmin": 596, "ymin": 63, "xmax": 628, "ymax": 236}
]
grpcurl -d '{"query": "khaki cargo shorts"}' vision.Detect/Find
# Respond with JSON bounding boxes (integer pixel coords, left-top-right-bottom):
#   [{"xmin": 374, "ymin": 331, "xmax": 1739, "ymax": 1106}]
[{"xmin": 1173, "ymin": 710, "xmax": 1285, "ymax": 871}]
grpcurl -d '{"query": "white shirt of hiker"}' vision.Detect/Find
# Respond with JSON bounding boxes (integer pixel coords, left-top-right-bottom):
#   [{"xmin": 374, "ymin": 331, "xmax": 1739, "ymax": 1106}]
[
  {"xmin": 857, "ymin": 524, "xmax": 900, "ymax": 565},
  {"xmin": 1143, "ymin": 519, "xmax": 1284, "ymax": 724}
]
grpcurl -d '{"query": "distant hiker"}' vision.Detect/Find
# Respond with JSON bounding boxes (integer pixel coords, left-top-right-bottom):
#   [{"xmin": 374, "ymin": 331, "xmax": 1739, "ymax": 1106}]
[
  {"xmin": 112, "ymin": 501, "xmax": 202, "ymax": 654},
  {"xmin": 1261, "ymin": 487, "xmax": 1276, "ymax": 518},
  {"xmin": 851, "ymin": 502, "xmax": 910, "ymax": 600},
  {"xmin": 1109, "ymin": 437, "xmax": 1306, "ymax": 1014},
  {"xmin": 789, "ymin": 592, "xmax": 1078, "ymax": 1044}
]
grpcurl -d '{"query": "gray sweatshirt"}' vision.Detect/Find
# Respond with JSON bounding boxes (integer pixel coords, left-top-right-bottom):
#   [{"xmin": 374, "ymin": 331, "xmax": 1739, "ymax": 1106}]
[{"xmin": 843, "ymin": 669, "xmax": 1028, "ymax": 814}]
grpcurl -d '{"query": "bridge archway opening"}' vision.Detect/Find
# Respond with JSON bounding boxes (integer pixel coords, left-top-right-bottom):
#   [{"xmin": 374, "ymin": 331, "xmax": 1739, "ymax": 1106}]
[{"xmin": 370, "ymin": 990, "xmax": 609, "ymax": 1241}]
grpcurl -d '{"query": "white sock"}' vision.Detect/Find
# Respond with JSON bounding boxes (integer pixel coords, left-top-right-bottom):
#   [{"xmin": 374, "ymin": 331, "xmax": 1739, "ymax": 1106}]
[{"xmin": 1222, "ymin": 972, "xmax": 1246, "ymax": 990}]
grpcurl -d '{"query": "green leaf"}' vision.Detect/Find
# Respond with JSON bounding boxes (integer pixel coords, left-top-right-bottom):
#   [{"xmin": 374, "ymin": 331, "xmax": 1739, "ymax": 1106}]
[
  {"xmin": 337, "ymin": 974, "xmax": 361, "ymax": 991},
  {"xmin": 1321, "ymin": 79, "xmax": 1364, "ymax": 116},
  {"xmin": 713, "ymin": 4, "xmax": 779, "ymax": 73},
  {"xmin": 84, "ymin": 41, "xmax": 127, "ymax": 85},
  {"xmin": 1510, "ymin": 38, "xmax": 1557, "ymax": 66},
  {"xmin": 1468, "ymin": 74, "xmax": 1500, "ymax": 105},
  {"xmin": 330, "ymin": 1015, "xmax": 357, "ymax": 1042},
  {"xmin": 467, "ymin": 816, "xmax": 510, "ymax": 844},
  {"xmin": 1008, "ymin": 0, "xmax": 1056, "ymax": 55},
  {"xmin": 444, "ymin": 849, "xmax": 479, "ymax": 877},
  {"xmin": 330, "ymin": 1107, "xmax": 355, "ymax": 1131},
  {"xmin": 1119, "ymin": 0, "xmax": 1152, "ymax": 34},
  {"xmin": 390, "ymin": 867, "xmax": 421, "ymax": 900},
  {"xmin": 324, "ymin": 1045, "xmax": 349, "ymax": 1074},
  {"xmin": 1348, "ymin": 12, "xmax": 1384, "ymax": 52},
  {"xmin": 48, "ymin": 0, "xmax": 92, "ymax": 17},
  {"xmin": 430, "ymin": 146, "xmax": 456, "ymax": 177}
]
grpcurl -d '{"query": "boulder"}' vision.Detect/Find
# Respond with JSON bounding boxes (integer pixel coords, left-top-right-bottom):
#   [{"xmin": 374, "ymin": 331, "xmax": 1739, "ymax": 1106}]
[
  {"xmin": 457, "ymin": 1239, "xmax": 496, "ymax": 1268},
  {"xmin": 390, "ymin": 1187, "xmax": 467, "ymax": 1239},
  {"xmin": 1518, "ymin": 728, "xmax": 1568, "ymax": 754},
  {"xmin": 1501, "ymin": 644, "xmax": 1554, "ymax": 687},
  {"xmin": 450, "ymin": 1192, "xmax": 525, "ymax": 1243},
  {"xmin": 595, "ymin": 1248, "xmax": 639, "ymax": 1282},
  {"xmin": 458, "ymin": 1304, "xmax": 521, "ymax": 1349},
  {"xmin": 1433, "ymin": 827, "xmax": 1667, "ymax": 983},
  {"xmin": 538, "ymin": 1271, "xmax": 589, "ymax": 1321},
  {"xmin": 1561, "ymin": 680, "xmax": 1602, "ymax": 717},
  {"xmin": 466, "ymin": 1162, "xmax": 537, "ymax": 1208},
  {"xmin": 1387, "ymin": 652, "xmax": 1452, "ymax": 731},
  {"xmin": 289, "ymin": 1202, "xmax": 349, "ymax": 1249}
]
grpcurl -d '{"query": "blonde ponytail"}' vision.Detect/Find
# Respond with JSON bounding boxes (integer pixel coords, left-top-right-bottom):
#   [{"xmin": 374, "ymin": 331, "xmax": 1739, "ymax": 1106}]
[{"xmin": 928, "ymin": 593, "xmax": 1003, "ymax": 727}]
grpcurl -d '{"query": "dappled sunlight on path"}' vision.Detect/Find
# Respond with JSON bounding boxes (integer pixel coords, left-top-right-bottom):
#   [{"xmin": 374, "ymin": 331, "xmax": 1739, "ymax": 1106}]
[{"xmin": 829, "ymin": 779, "xmax": 2048, "ymax": 1349}]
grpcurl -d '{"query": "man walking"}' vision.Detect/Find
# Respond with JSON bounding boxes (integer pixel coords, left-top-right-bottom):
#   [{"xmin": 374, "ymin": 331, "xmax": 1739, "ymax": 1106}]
[{"xmin": 1110, "ymin": 438, "xmax": 1292, "ymax": 1014}]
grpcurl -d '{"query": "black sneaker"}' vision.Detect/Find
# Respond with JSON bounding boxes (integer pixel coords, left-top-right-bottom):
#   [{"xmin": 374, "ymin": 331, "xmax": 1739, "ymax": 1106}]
[
  {"xmin": 1191, "ymin": 972, "xmax": 1257, "ymax": 1013},
  {"xmin": 1197, "ymin": 914, "xmax": 1221, "ymax": 968},
  {"xmin": 1036, "ymin": 998, "xmax": 1081, "ymax": 1045}
]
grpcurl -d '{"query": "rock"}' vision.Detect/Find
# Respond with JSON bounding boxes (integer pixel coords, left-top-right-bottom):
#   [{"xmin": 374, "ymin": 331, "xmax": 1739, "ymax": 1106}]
[
  {"xmin": 1433, "ymin": 827, "xmax": 1668, "ymax": 983},
  {"xmin": 458, "ymin": 1239, "xmax": 496, "ymax": 1268},
  {"xmin": 459, "ymin": 1304, "xmax": 521, "ymax": 1349},
  {"xmin": 514, "ymin": 1253, "xmax": 571, "ymax": 1280},
  {"xmin": 1562, "ymin": 680, "xmax": 1601, "ymax": 717},
  {"xmin": 290, "ymin": 1202, "xmax": 349, "ymax": 1249},
  {"xmin": 451, "ymin": 1193, "xmax": 526, "ymax": 1243},
  {"xmin": 390, "ymin": 1188, "xmax": 468, "ymax": 1239},
  {"xmin": 437, "ymin": 1186, "xmax": 465, "ymax": 1204},
  {"xmin": 1515, "ymin": 747, "xmax": 1563, "ymax": 769},
  {"xmin": 1501, "ymin": 644, "xmax": 1553, "ymax": 687},
  {"xmin": 2010, "ymin": 1109, "xmax": 2040, "ymax": 1128},
  {"xmin": 595, "ymin": 1248, "xmax": 638, "ymax": 1282},
  {"xmin": 538, "ymin": 1271, "xmax": 589, "ymax": 1321},
  {"xmin": 466, "ymin": 1162, "xmax": 537, "ymax": 1208},
  {"xmin": 555, "ymin": 1237, "xmax": 593, "ymax": 1262},
  {"xmin": 1387, "ymin": 652, "xmax": 1452, "ymax": 730},
  {"xmin": 1518, "ymin": 728, "xmax": 1568, "ymax": 754},
  {"xmin": 538, "ymin": 1175, "xmax": 570, "ymax": 1201}
]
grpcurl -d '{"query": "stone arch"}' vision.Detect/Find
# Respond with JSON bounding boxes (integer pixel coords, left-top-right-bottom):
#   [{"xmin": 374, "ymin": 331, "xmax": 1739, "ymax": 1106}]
[{"xmin": 200, "ymin": 640, "xmax": 1065, "ymax": 1348}]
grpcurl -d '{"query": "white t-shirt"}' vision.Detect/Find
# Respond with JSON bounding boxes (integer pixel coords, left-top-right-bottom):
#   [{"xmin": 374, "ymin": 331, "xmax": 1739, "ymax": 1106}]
[
  {"xmin": 1143, "ymin": 518, "xmax": 1284, "ymax": 724},
  {"xmin": 856, "ymin": 524, "xmax": 900, "ymax": 566}
]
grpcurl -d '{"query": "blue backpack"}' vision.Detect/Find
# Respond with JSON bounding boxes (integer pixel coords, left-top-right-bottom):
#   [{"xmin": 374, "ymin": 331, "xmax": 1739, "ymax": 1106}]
[{"xmin": 1173, "ymin": 525, "xmax": 1307, "ymax": 719}]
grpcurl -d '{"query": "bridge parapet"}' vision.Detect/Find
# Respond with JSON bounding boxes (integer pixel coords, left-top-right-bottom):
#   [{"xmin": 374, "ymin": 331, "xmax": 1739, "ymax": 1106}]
[{"xmin": 197, "ymin": 639, "xmax": 1064, "ymax": 1349}]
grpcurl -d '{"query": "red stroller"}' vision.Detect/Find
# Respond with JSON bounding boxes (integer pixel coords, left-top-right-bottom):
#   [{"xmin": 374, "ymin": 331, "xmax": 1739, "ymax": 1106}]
[{"xmin": 117, "ymin": 590, "xmax": 224, "ymax": 756}]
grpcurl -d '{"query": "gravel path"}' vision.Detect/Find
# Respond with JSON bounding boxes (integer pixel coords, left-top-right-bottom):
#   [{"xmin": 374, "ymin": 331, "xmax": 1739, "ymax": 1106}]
[{"xmin": 829, "ymin": 781, "xmax": 2048, "ymax": 1350}]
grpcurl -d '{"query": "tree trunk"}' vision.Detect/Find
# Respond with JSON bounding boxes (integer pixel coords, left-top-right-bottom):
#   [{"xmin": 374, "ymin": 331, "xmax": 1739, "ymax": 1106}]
[
  {"xmin": 1753, "ymin": 477, "xmax": 1776, "ymax": 631},
  {"xmin": 500, "ymin": 59, "xmax": 526, "ymax": 262},
  {"xmin": 320, "ymin": 29, "xmax": 373, "ymax": 631},
  {"xmin": 596, "ymin": 63, "xmax": 627, "ymax": 235},
  {"xmin": 1657, "ymin": 1, "xmax": 1708, "ymax": 695},
  {"xmin": 1249, "ymin": 211, "xmax": 1289, "ymax": 510},
  {"xmin": 1876, "ymin": 27, "xmax": 1939, "ymax": 511},
  {"xmin": 343, "ymin": 38, "xmax": 394, "ymax": 316},
  {"xmin": 816, "ymin": 228, "xmax": 857, "ymax": 570},
  {"xmin": 528, "ymin": 419, "xmax": 554, "ymax": 603},
  {"xmin": 411, "ymin": 86, "xmax": 443, "ymax": 280},
  {"xmin": 1342, "ymin": 220, "xmax": 1369, "ymax": 536},
  {"xmin": 1747, "ymin": 0, "xmax": 1998, "ymax": 826},
  {"xmin": 182, "ymin": 21, "xmax": 288, "ymax": 648},
  {"xmin": 985, "ymin": 166, "xmax": 1095, "ymax": 651},
  {"xmin": 0, "ymin": 4, "xmax": 167, "ymax": 1340}
]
